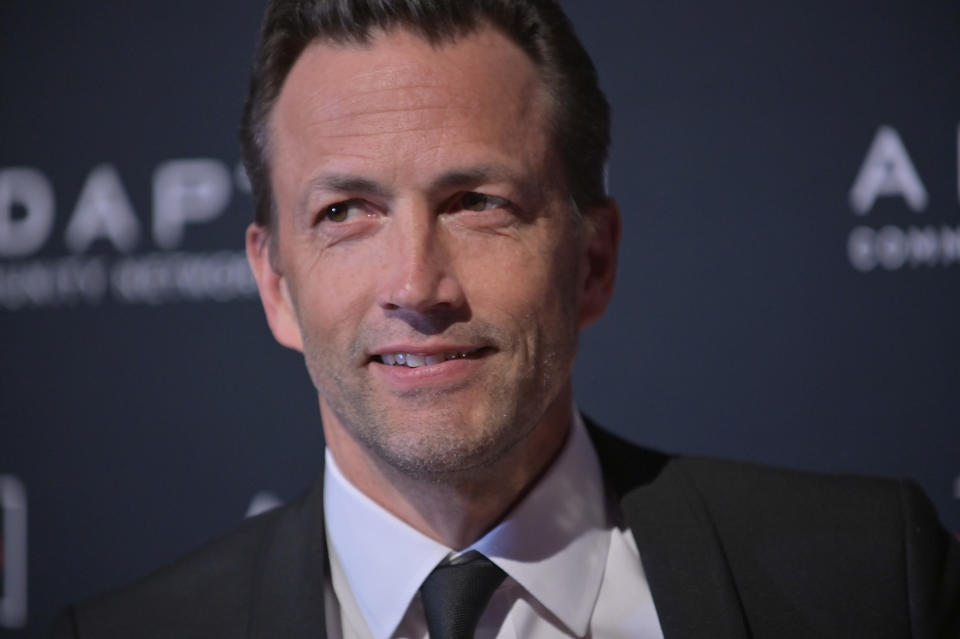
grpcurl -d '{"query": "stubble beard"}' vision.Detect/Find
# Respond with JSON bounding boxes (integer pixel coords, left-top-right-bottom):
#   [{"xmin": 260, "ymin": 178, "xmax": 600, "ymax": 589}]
[
  {"xmin": 303, "ymin": 333, "xmax": 566, "ymax": 484},
  {"xmin": 320, "ymin": 366, "xmax": 548, "ymax": 483}
]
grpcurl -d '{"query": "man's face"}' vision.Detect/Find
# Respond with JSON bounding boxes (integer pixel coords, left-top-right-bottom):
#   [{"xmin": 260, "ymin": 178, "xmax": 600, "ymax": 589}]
[{"xmin": 248, "ymin": 26, "xmax": 616, "ymax": 479}]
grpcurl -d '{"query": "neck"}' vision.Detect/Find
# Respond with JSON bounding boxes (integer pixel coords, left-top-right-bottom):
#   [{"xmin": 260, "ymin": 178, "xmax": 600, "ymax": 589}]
[{"xmin": 322, "ymin": 388, "xmax": 573, "ymax": 549}]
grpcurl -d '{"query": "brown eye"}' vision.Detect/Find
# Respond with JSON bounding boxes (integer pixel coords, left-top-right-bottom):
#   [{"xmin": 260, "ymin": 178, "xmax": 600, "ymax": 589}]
[
  {"xmin": 458, "ymin": 192, "xmax": 509, "ymax": 212},
  {"xmin": 320, "ymin": 200, "xmax": 362, "ymax": 224},
  {"xmin": 461, "ymin": 192, "xmax": 489, "ymax": 211},
  {"xmin": 325, "ymin": 203, "xmax": 349, "ymax": 222}
]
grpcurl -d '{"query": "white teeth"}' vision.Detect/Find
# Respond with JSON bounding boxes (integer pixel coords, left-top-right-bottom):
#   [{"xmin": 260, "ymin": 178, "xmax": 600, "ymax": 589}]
[{"xmin": 379, "ymin": 350, "xmax": 474, "ymax": 367}]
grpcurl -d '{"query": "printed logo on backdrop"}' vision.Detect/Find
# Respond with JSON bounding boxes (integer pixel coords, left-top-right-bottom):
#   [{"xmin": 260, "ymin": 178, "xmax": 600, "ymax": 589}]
[
  {"xmin": 0, "ymin": 160, "xmax": 257, "ymax": 310},
  {"xmin": 847, "ymin": 125, "xmax": 960, "ymax": 272},
  {"xmin": 0, "ymin": 475, "xmax": 27, "ymax": 629}
]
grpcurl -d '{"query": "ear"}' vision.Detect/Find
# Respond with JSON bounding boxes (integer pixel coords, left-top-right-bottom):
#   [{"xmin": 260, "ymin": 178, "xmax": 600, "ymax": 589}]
[
  {"xmin": 245, "ymin": 223, "xmax": 304, "ymax": 352},
  {"xmin": 578, "ymin": 198, "xmax": 620, "ymax": 329}
]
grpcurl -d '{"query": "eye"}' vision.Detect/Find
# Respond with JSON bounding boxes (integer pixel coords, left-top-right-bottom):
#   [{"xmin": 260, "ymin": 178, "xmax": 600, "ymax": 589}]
[
  {"xmin": 456, "ymin": 192, "xmax": 509, "ymax": 212},
  {"xmin": 319, "ymin": 199, "xmax": 367, "ymax": 224}
]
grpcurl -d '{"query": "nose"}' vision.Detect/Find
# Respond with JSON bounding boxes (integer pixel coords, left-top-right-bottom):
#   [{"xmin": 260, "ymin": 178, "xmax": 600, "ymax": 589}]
[{"xmin": 377, "ymin": 207, "xmax": 466, "ymax": 318}]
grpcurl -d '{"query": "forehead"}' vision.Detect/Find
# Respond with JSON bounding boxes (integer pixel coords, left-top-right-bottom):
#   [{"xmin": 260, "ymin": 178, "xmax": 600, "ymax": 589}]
[{"xmin": 266, "ymin": 26, "xmax": 558, "ymax": 198}]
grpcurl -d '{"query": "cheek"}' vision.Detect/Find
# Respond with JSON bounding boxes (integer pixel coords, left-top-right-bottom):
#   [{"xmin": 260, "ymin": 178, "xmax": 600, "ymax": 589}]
[
  {"xmin": 461, "ymin": 230, "xmax": 582, "ymax": 334},
  {"xmin": 288, "ymin": 256, "xmax": 378, "ymax": 346},
  {"xmin": 462, "ymin": 238, "xmax": 549, "ymax": 312}
]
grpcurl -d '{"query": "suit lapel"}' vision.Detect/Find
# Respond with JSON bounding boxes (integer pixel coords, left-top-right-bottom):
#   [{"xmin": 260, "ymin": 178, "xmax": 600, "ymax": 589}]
[
  {"xmin": 587, "ymin": 422, "xmax": 750, "ymax": 639},
  {"xmin": 248, "ymin": 471, "xmax": 329, "ymax": 639}
]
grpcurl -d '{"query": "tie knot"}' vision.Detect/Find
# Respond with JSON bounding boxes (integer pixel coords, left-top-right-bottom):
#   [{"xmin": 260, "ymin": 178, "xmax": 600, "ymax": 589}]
[{"xmin": 420, "ymin": 553, "xmax": 507, "ymax": 639}]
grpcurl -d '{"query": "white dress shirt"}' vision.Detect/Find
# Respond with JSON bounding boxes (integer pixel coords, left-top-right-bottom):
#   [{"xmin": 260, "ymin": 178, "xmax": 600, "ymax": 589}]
[{"xmin": 323, "ymin": 412, "xmax": 664, "ymax": 639}]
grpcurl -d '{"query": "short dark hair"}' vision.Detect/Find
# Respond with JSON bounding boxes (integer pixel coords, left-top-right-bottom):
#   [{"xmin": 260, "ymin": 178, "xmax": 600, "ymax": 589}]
[{"xmin": 240, "ymin": 0, "xmax": 610, "ymax": 231}]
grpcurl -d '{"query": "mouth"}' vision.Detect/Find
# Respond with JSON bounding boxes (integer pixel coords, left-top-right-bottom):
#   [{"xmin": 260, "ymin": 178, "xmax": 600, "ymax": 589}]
[{"xmin": 371, "ymin": 347, "xmax": 491, "ymax": 368}]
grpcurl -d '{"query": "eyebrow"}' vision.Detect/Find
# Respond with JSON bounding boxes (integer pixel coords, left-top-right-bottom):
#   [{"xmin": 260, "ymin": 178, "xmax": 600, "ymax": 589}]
[
  {"xmin": 297, "ymin": 174, "xmax": 389, "ymax": 213},
  {"xmin": 428, "ymin": 165, "xmax": 520, "ymax": 192}
]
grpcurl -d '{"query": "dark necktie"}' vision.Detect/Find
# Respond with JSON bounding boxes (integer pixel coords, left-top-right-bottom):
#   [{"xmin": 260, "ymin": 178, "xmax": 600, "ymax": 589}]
[{"xmin": 419, "ymin": 553, "xmax": 507, "ymax": 639}]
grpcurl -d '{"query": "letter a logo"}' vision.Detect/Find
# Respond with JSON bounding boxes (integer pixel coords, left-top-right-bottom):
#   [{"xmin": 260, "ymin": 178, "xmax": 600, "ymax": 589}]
[{"xmin": 849, "ymin": 126, "xmax": 928, "ymax": 215}]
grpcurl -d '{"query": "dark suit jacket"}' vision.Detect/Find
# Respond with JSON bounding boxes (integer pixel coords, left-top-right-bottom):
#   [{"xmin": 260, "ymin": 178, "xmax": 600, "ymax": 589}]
[{"xmin": 53, "ymin": 425, "xmax": 960, "ymax": 638}]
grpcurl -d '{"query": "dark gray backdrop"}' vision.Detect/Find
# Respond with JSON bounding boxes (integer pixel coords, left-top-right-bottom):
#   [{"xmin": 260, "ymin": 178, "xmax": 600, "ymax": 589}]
[{"xmin": 1, "ymin": 1, "xmax": 958, "ymax": 635}]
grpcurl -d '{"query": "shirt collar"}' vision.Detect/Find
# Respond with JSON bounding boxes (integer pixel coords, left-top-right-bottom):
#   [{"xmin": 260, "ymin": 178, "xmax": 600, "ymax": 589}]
[
  {"xmin": 469, "ymin": 411, "xmax": 610, "ymax": 636},
  {"xmin": 324, "ymin": 410, "xmax": 611, "ymax": 639},
  {"xmin": 324, "ymin": 450, "xmax": 450, "ymax": 639}
]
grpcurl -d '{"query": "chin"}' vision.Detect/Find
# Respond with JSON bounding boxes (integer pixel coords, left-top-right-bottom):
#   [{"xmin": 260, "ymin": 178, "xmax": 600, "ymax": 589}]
[{"xmin": 357, "ymin": 409, "xmax": 529, "ymax": 481}]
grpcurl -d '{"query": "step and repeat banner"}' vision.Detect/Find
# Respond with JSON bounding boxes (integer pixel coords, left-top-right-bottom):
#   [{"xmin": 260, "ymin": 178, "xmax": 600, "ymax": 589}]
[{"xmin": 2, "ymin": 1, "xmax": 958, "ymax": 635}]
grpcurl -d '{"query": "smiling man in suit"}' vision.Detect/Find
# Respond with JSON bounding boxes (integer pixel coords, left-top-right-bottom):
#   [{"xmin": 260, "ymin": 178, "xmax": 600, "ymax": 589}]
[{"xmin": 53, "ymin": 1, "xmax": 959, "ymax": 638}]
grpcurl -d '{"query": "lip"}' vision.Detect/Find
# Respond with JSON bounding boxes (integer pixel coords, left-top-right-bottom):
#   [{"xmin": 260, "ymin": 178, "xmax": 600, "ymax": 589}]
[
  {"xmin": 367, "ymin": 344, "xmax": 493, "ymax": 392},
  {"xmin": 369, "ymin": 342, "xmax": 486, "ymax": 359}
]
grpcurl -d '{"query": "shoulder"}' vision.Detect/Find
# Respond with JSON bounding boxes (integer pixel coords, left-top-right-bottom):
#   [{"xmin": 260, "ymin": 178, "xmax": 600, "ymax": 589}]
[
  {"xmin": 673, "ymin": 454, "xmax": 960, "ymax": 635},
  {"xmin": 670, "ymin": 452, "xmax": 957, "ymax": 571},
  {"xmin": 53, "ymin": 492, "xmax": 311, "ymax": 639},
  {"xmin": 588, "ymin": 420, "xmax": 923, "ymax": 535},
  {"xmin": 588, "ymin": 422, "xmax": 960, "ymax": 635},
  {"xmin": 675, "ymin": 452, "xmax": 906, "ymax": 527},
  {"xmin": 597, "ymin": 425, "xmax": 937, "ymax": 556}
]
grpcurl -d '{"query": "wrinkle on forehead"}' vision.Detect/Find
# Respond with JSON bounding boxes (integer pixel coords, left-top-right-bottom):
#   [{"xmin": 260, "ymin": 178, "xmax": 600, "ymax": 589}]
[
  {"xmin": 304, "ymin": 71, "xmax": 474, "ymax": 124},
  {"xmin": 301, "ymin": 99, "xmax": 472, "ymax": 140}
]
